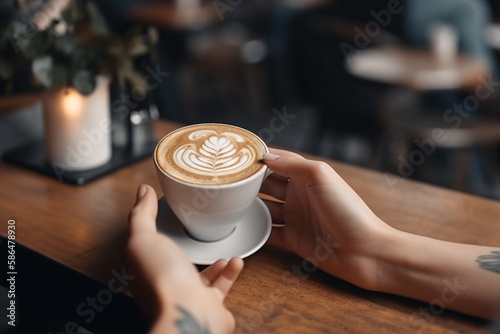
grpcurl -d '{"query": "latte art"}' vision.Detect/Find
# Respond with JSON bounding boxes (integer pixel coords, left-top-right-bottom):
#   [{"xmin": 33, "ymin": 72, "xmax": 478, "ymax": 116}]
[
  {"xmin": 156, "ymin": 124, "xmax": 267, "ymax": 185},
  {"xmin": 175, "ymin": 131, "xmax": 252, "ymax": 176}
]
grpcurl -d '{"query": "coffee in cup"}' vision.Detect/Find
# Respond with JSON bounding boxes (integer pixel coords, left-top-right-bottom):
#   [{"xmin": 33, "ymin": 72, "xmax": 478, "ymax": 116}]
[
  {"xmin": 156, "ymin": 123, "xmax": 267, "ymax": 185},
  {"xmin": 154, "ymin": 123, "xmax": 269, "ymax": 241}
]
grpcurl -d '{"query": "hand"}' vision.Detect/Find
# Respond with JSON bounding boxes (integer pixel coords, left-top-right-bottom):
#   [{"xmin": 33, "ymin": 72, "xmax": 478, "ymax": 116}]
[
  {"xmin": 127, "ymin": 184, "xmax": 244, "ymax": 334},
  {"xmin": 261, "ymin": 149, "xmax": 395, "ymax": 290},
  {"xmin": 262, "ymin": 149, "xmax": 500, "ymax": 320}
]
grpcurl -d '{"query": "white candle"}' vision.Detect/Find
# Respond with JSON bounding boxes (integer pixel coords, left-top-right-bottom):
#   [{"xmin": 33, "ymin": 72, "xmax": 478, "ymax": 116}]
[{"xmin": 43, "ymin": 76, "xmax": 112, "ymax": 171}]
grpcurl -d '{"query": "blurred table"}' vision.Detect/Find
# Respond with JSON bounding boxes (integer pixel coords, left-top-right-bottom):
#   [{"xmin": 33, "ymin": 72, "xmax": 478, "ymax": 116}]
[
  {"xmin": 346, "ymin": 45, "xmax": 500, "ymax": 193},
  {"xmin": 1, "ymin": 119, "xmax": 497, "ymax": 333},
  {"xmin": 346, "ymin": 45, "xmax": 489, "ymax": 91},
  {"xmin": 131, "ymin": 0, "xmax": 335, "ymax": 31},
  {"xmin": 0, "ymin": 93, "xmax": 41, "ymax": 115},
  {"xmin": 132, "ymin": 2, "xmax": 219, "ymax": 30}
]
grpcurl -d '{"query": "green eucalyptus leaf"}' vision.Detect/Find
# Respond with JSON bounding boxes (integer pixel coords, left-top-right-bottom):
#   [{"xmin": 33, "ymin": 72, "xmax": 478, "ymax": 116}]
[
  {"xmin": 86, "ymin": 2, "xmax": 109, "ymax": 36},
  {"xmin": 10, "ymin": 20, "xmax": 39, "ymax": 56},
  {"xmin": 19, "ymin": 30, "xmax": 50, "ymax": 58},
  {"xmin": 51, "ymin": 63, "xmax": 68, "ymax": 88},
  {"xmin": 54, "ymin": 33, "xmax": 77, "ymax": 55},
  {"xmin": 32, "ymin": 55, "xmax": 67, "ymax": 88},
  {"xmin": 2, "ymin": 3, "xmax": 155, "ymax": 96},
  {"xmin": 72, "ymin": 70, "xmax": 96, "ymax": 95},
  {"xmin": 70, "ymin": 47, "xmax": 87, "ymax": 72},
  {"xmin": 10, "ymin": 19, "xmax": 35, "ymax": 38},
  {"xmin": 61, "ymin": 10, "xmax": 76, "ymax": 25},
  {"xmin": 32, "ymin": 55, "xmax": 53, "ymax": 87},
  {"xmin": 9, "ymin": 19, "xmax": 52, "ymax": 58}
]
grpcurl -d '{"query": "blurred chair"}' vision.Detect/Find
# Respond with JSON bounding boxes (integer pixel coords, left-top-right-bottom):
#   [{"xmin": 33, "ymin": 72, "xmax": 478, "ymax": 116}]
[
  {"xmin": 346, "ymin": 42, "xmax": 500, "ymax": 195},
  {"xmin": 154, "ymin": 0, "xmax": 274, "ymax": 124},
  {"xmin": 380, "ymin": 87, "xmax": 500, "ymax": 194},
  {"xmin": 387, "ymin": 0, "xmax": 500, "ymax": 196},
  {"xmin": 104, "ymin": 0, "xmax": 269, "ymax": 123},
  {"xmin": 313, "ymin": 0, "xmax": 500, "ymax": 197},
  {"xmin": 263, "ymin": 0, "xmax": 500, "ymax": 196},
  {"xmin": 178, "ymin": 21, "xmax": 271, "ymax": 123},
  {"xmin": 295, "ymin": 13, "xmax": 402, "ymax": 166}
]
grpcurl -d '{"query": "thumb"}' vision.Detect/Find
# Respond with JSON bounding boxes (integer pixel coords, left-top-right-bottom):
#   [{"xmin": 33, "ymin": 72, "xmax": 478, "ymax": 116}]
[
  {"xmin": 207, "ymin": 258, "xmax": 244, "ymax": 300},
  {"xmin": 128, "ymin": 184, "xmax": 159, "ymax": 236}
]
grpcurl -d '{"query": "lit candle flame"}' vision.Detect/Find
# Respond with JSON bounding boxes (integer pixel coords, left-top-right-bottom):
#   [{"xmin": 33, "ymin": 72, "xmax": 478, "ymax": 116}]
[{"xmin": 62, "ymin": 89, "xmax": 84, "ymax": 118}]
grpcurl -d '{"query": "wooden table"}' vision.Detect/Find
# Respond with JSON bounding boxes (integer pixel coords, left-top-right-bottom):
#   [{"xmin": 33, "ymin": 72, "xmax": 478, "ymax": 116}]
[
  {"xmin": 1, "ymin": 120, "xmax": 497, "ymax": 333},
  {"xmin": 346, "ymin": 45, "xmax": 489, "ymax": 91}
]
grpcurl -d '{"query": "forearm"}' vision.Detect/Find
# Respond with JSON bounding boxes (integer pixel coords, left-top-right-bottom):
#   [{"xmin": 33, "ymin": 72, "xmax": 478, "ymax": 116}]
[
  {"xmin": 147, "ymin": 284, "xmax": 232, "ymax": 334},
  {"xmin": 376, "ymin": 230, "xmax": 500, "ymax": 320},
  {"xmin": 149, "ymin": 305, "xmax": 205, "ymax": 334}
]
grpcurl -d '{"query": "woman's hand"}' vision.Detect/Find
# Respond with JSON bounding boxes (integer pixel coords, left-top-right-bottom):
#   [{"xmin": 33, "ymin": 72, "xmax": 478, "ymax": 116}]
[
  {"xmin": 261, "ymin": 148, "xmax": 395, "ymax": 290},
  {"xmin": 261, "ymin": 149, "xmax": 500, "ymax": 319},
  {"xmin": 127, "ymin": 184, "xmax": 244, "ymax": 334}
]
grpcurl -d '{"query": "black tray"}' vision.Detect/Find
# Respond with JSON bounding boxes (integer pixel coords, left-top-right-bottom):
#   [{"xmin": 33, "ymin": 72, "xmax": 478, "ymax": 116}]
[{"xmin": 2, "ymin": 140, "xmax": 156, "ymax": 185}]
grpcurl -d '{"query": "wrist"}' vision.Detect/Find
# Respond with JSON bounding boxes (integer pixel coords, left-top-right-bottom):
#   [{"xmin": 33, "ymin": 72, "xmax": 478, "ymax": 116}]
[
  {"xmin": 150, "ymin": 286, "xmax": 205, "ymax": 334},
  {"xmin": 372, "ymin": 228, "xmax": 442, "ymax": 298},
  {"xmin": 154, "ymin": 281, "xmax": 222, "ymax": 334},
  {"xmin": 327, "ymin": 217, "xmax": 405, "ymax": 292},
  {"xmin": 370, "ymin": 226, "xmax": 420, "ymax": 294}
]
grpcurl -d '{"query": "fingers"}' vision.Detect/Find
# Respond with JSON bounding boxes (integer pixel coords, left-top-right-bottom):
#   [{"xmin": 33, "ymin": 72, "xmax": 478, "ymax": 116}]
[
  {"xmin": 268, "ymin": 148, "xmax": 304, "ymax": 159},
  {"xmin": 261, "ymin": 148, "xmax": 309, "ymax": 200},
  {"xmin": 128, "ymin": 184, "xmax": 159, "ymax": 236},
  {"xmin": 264, "ymin": 151, "xmax": 335, "ymax": 186},
  {"xmin": 203, "ymin": 258, "xmax": 244, "ymax": 299},
  {"xmin": 263, "ymin": 150, "xmax": 306, "ymax": 179},
  {"xmin": 263, "ymin": 199, "xmax": 284, "ymax": 224},
  {"xmin": 200, "ymin": 259, "xmax": 229, "ymax": 286},
  {"xmin": 260, "ymin": 173, "xmax": 288, "ymax": 202}
]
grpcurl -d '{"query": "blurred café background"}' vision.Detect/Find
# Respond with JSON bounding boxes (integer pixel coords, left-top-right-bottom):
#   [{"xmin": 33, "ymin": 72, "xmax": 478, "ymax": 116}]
[{"xmin": 2, "ymin": 0, "xmax": 500, "ymax": 200}]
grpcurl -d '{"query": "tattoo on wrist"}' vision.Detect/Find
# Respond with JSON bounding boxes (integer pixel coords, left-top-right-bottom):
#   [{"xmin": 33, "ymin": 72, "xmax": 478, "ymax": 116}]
[
  {"xmin": 476, "ymin": 251, "xmax": 500, "ymax": 274},
  {"xmin": 175, "ymin": 305, "xmax": 209, "ymax": 334}
]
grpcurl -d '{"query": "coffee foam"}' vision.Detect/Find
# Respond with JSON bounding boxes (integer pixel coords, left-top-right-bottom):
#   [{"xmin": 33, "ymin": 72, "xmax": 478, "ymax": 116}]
[{"xmin": 156, "ymin": 124, "xmax": 267, "ymax": 185}]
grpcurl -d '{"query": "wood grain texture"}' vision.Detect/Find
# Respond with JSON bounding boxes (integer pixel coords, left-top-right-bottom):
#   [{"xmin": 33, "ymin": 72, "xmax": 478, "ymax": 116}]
[{"xmin": 1, "ymin": 120, "xmax": 497, "ymax": 333}]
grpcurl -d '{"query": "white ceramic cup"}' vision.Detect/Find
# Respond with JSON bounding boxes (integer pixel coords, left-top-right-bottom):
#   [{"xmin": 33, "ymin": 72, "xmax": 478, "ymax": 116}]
[{"xmin": 154, "ymin": 124, "xmax": 270, "ymax": 242}]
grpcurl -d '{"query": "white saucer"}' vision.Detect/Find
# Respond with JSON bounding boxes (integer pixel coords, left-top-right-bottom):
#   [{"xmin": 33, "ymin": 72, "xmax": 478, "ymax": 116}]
[{"xmin": 156, "ymin": 197, "xmax": 272, "ymax": 265}]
